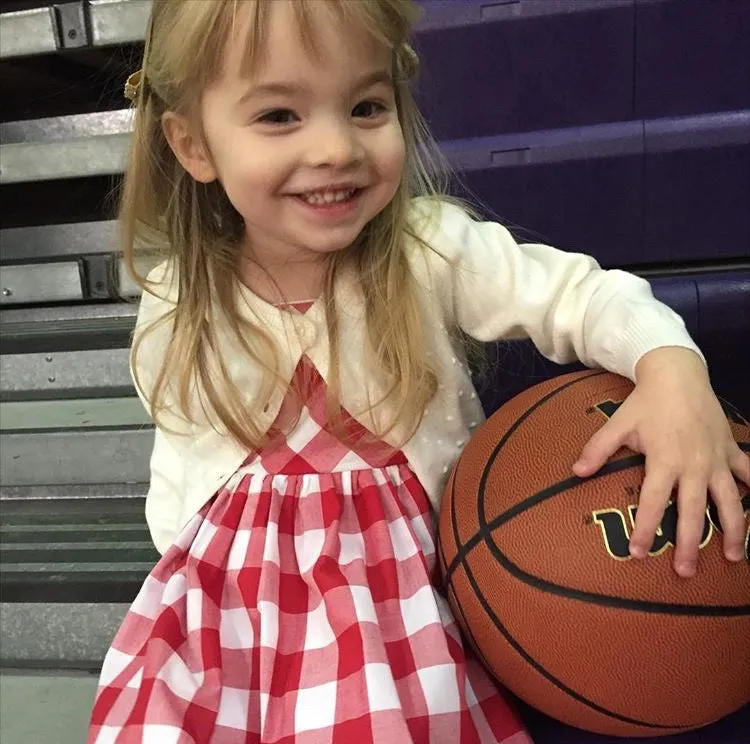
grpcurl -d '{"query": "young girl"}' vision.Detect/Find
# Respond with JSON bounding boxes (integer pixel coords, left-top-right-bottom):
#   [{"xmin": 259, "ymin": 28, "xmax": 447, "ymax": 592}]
[{"xmin": 89, "ymin": 1, "xmax": 749, "ymax": 742}]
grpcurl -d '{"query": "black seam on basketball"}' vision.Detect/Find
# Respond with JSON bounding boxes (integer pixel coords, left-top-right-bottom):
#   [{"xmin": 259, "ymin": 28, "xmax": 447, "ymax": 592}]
[
  {"xmin": 444, "ymin": 456, "xmax": 644, "ymax": 583},
  {"xmin": 484, "ymin": 532, "xmax": 750, "ymax": 616},
  {"xmin": 437, "ymin": 539, "xmax": 494, "ymax": 673},
  {"xmin": 443, "ymin": 448, "xmax": 500, "ymax": 677},
  {"xmin": 444, "ymin": 370, "xmax": 609, "ymax": 582},
  {"xmin": 454, "ymin": 523, "xmax": 691, "ymax": 730}
]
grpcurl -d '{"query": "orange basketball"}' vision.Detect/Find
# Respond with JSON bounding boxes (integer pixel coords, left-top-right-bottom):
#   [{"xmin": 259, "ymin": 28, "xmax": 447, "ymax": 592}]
[{"xmin": 438, "ymin": 369, "xmax": 750, "ymax": 737}]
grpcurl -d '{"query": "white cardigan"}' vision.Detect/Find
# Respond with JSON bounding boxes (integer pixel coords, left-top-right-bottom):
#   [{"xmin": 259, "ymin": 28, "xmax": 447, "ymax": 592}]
[{"xmin": 133, "ymin": 199, "xmax": 703, "ymax": 554}]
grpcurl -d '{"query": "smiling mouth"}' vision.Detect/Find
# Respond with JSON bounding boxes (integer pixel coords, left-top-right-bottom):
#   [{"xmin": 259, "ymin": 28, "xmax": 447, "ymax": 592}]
[{"xmin": 297, "ymin": 187, "xmax": 360, "ymax": 205}]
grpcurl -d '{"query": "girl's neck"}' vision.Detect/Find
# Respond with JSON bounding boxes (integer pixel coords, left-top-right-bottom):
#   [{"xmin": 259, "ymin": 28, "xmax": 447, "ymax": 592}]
[{"xmin": 237, "ymin": 252, "xmax": 330, "ymax": 307}]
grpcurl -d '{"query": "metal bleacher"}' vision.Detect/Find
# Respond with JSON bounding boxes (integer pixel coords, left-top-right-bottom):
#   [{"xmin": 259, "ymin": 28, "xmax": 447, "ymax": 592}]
[
  {"xmin": 0, "ymin": 0, "xmax": 156, "ymax": 670},
  {"xmin": 1, "ymin": 0, "xmax": 749, "ymax": 704}
]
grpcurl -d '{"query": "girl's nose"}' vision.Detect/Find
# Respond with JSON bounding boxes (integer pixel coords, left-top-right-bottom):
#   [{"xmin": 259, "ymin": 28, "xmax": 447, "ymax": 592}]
[{"xmin": 306, "ymin": 119, "xmax": 364, "ymax": 169}]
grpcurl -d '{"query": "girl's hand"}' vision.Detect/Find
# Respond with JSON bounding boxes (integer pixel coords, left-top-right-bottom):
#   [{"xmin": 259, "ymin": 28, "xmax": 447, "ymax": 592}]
[{"xmin": 572, "ymin": 347, "xmax": 749, "ymax": 578}]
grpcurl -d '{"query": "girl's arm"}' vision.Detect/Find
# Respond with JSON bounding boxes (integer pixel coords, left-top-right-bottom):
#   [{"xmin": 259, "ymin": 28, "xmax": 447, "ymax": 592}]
[{"xmin": 421, "ymin": 199, "xmax": 703, "ymax": 381}]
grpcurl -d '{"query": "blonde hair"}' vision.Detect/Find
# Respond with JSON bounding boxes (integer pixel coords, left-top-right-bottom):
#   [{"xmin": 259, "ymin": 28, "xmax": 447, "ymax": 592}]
[{"xmin": 124, "ymin": 0, "xmax": 460, "ymax": 450}]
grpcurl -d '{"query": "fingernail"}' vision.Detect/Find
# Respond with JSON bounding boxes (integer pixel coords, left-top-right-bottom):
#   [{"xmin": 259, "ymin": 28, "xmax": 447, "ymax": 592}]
[
  {"xmin": 726, "ymin": 547, "xmax": 744, "ymax": 562},
  {"xmin": 629, "ymin": 545, "xmax": 646, "ymax": 559},
  {"xmin": 677, "ymin": 562, "xmax": 696, "ymax": 577}
]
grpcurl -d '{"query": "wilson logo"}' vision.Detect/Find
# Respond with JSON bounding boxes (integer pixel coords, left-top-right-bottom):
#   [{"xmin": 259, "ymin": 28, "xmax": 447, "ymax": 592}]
[{"xmin": 592, "ymin": 495, "xmax": 750, "ymax": 562}]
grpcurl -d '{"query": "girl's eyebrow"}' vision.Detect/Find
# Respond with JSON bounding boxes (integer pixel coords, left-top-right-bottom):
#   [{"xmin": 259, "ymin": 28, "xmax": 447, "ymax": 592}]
[{"xmin": 236, "ymin": 69, "xmax": 393, "ymax": 107}]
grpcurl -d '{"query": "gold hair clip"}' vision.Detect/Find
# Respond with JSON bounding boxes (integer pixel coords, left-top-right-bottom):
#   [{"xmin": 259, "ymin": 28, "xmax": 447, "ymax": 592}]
[
  {"xmin": 402, "ymin": 44, "xmax": 419, "ymax": 68},
  {"xmin": 124, "ymin": 69, "xmax": 143, "ymax": 101},
  {"xmin": 396, "ymin": 43, "xmax": 419, "ymax": 79}
]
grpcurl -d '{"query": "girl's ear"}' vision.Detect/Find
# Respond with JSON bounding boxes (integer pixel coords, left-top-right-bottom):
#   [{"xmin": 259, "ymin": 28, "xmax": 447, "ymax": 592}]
[{"xmin": 161, "ymin": 111, "xmax": 218, "ymax": 183}]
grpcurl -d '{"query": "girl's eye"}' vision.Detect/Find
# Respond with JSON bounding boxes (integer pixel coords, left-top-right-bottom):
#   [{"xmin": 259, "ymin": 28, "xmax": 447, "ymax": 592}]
[
  {"xmin": 257, "ymin": 109, "xmax": 298, "ymax": 125},
  {"xmin": 352, "ymin": 100, "xmax": 387, "ymax": 119}
]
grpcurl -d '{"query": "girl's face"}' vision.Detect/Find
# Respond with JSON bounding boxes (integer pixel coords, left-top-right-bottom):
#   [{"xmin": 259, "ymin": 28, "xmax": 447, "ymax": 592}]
[{"xmin": 190, "ymin": 1, "xmax": 405, "ymax": 268}]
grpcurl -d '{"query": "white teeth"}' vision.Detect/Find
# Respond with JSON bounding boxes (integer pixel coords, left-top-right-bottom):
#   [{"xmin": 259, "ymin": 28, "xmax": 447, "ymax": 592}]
[{"xmin": 300, "ymin": 188, "xmax": 355, "ymax": 205}]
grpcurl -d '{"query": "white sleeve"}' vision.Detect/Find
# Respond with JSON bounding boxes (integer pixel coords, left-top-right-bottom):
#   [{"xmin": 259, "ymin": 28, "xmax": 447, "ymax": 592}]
[
  {"xmin": 143, "ymin": 428, "xmax": 184, "ymax": 555},
  {"xmin": 420, "ymin": 200, "xmax": 704, "ymax": 380},
  {"xmin": 130, "ymin": 261, "xmax": 184, "ymax": 554}
]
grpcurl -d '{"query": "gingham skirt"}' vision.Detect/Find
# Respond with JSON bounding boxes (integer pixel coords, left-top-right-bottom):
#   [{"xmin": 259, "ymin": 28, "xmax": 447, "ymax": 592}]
[{"xmin": 88, "ymin": 360, "xmax": 531, "ymax": 744}]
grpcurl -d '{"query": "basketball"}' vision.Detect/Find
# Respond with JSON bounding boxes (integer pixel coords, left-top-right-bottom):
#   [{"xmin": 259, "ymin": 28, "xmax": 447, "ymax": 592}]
[{"xmin": 438, "ymin": 369, "xmax": 750, "ymax": 737}]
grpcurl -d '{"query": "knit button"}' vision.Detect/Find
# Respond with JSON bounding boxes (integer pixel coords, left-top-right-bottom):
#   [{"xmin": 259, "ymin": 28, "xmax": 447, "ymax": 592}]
[
  {"xmin": 446, "ymin": 415, "xmax": 454, "ymax": 422},
  {"xmin": 456, "ymin": 439, "xmax": 466, "ymax": 447},
  {"xmin": 458, "ymin": 390, "xmax": 464, "ymax": 398},
  {"xmin": 442, "ymin": 465, "xmax": 449, "ymax": 474}
]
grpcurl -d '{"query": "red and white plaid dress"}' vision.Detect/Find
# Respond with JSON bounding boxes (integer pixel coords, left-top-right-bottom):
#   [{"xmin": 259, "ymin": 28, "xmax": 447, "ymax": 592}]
[{"xmin": 89, "ymin": 320, "xmax": 531, "ymax": 743}]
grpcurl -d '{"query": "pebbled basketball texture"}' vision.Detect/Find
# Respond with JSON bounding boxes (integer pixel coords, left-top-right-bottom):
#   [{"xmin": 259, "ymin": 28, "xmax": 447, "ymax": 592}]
[{"xmin": 438, "ymin": 369, "xmax": 750, "ymax": 737}]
